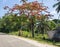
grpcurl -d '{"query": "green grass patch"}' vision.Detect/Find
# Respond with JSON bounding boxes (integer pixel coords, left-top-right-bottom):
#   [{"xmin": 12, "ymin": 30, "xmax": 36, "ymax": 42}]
[{"xmin": 8, "ymin": 31, "xmax": 18, "ymax": 35}]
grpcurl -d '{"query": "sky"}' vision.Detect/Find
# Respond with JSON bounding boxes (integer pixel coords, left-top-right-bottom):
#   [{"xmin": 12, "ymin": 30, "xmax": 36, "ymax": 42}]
[{"xmin": 0, "ymin": 0, "xmax": 59, "ymax": 19}]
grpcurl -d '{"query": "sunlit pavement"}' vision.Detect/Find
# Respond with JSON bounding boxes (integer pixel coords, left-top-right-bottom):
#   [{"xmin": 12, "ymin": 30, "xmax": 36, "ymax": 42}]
[{"xmin": 0, "ymin": 33, "xmax": 56, "ymax": 47}]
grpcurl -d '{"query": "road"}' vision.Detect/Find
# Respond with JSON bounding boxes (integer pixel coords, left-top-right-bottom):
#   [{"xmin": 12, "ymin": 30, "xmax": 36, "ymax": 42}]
[
  {"xmin": 0, "ymin": 33, "xmax": 37, "ymax": 47},
  {"xmin": 0, "ymin": 33, "xmax": 56, "ymax": 47}
]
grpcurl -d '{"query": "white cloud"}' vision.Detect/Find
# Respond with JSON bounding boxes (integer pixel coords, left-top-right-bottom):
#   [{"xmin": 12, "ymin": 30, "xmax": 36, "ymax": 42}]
[
  {"xmin": 50, "ymin": 11, "xmax": 57, "ymax": 15},
  {"xmin": 50, "ymin": 10, "xmax": 59, "ymax": 19}
]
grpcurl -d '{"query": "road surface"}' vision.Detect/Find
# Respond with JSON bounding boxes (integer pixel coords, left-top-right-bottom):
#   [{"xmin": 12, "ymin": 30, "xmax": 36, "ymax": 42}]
[{"xmin": 0, "ymin": 33, "xmax": 56, "ymax": 47}]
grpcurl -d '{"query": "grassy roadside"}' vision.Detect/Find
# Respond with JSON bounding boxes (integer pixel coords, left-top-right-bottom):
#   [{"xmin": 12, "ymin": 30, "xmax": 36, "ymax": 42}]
[{"xmin": 8, "ymin": 31, "xmax": 60, "ymax": 47}]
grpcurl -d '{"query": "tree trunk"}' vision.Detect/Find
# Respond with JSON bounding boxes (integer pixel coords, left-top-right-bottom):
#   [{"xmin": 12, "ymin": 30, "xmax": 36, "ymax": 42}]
[
  {"xmin": 31, "ymin": 19, "xmax": 34, "ymax": 38},
  {"xmin": 18, "ymin": 30, "xmax": 21, "ymax": 36}
]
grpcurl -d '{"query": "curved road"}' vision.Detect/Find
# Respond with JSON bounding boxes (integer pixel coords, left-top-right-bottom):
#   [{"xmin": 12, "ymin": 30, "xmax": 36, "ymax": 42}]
[
  {"xmin": 0, "ymin": 33, "xmax": 37, "ymax": 47},
  {"xmin": 0, "ymin": 33, "xmax": 56, "ymax": 47}
]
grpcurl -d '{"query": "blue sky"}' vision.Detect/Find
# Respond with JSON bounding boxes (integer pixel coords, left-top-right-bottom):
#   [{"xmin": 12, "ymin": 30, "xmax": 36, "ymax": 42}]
[{"xmin": 0, "ymin": 0, "xmax": 59, "ymax": 19}]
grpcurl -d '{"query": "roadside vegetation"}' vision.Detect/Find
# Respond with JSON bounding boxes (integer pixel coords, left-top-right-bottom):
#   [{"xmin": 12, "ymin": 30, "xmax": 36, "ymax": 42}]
[{"xmin": 0, "ymin": 0, "xmax": 60, "ymax": 47}]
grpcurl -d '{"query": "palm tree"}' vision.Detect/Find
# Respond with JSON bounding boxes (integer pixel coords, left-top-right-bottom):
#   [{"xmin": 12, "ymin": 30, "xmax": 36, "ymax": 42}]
[
  {"xmin": 53, "ymin": 1, "xmax": 60, "ymax": 13},
  {"xmin": 53, "ymin": 1, "xmax": 60, "ymax": 27}
]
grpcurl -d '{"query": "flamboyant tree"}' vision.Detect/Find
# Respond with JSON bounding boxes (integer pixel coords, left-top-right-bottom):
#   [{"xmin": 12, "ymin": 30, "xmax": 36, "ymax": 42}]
[{"xmin": 4, "ymin": 0, "xmax": 52, "ymax": 37}]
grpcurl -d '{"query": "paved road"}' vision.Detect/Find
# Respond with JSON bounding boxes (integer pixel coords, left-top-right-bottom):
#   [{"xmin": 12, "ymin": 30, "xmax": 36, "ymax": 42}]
[
  {"xmin": 0, "ymin": 33, "xmax": 37, "ymax": 47},
  {"xmin": 0, "ymin": 33, "xmax": 56, "ymax": 47}
]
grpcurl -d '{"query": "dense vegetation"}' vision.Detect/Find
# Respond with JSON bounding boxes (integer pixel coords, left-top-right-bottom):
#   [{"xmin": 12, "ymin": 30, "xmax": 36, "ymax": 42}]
[{"xmin": 0, "ymin": 13, "xmax": 57, "ymax": 37}]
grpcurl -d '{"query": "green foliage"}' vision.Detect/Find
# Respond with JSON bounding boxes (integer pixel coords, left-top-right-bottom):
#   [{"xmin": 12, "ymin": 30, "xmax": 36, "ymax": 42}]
[
  {"xmin": 0, "ymin": 14, "xmax": 21, "ymax": 33},
  {"xmin": 0, "ymin": 13, "xmax": 57, "ymax": 38},
  {"xmin": 53, "ymin": 1, "xmax": 60, "ymax": 13},
  {"xmin": 48, "ymin": 20, "xmax": 56, "ymax": 30},
  {"xmin": 53, "ymin": 19, "xmax": 60, "ymax": 24},
  {"xmin": 22, "ymin": 31, "xmax": 30, "ymax": 37},
  {"xmin": 35, "ymin": 15, "xmax": 55, "ymax": 35},
  {"xmin": 9, "ymin": 31, "xmax": 18, "ymax": 35},
  {"xmin": 0, "ymin": 13, "xmax": 57, "ymax": 39}
]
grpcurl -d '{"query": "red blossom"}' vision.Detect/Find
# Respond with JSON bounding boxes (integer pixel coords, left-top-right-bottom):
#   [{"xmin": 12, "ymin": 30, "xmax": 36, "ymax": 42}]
[{"xmin": 4, "ymin": 0, "xmax": 51, "ymax": 19}]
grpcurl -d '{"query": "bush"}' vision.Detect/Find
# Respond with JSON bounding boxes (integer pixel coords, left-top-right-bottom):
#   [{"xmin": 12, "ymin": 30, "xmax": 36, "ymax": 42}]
[
  {"xmin": 22, "ymin": 31, "xmax": 31, "ymax": 37},
  {"xmin": 9, "ymin": 31, "xmax": 18, "ymax": 35}
]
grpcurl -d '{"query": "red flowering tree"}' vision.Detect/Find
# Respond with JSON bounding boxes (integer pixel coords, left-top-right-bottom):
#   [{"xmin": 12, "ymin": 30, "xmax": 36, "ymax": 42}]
[{"xmin": 4, "ymin": 0, "xmax": 52, "ymax": 37}]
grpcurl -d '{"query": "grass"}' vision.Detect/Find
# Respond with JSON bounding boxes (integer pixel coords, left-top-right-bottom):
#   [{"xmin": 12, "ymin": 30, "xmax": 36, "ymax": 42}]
[
  {"xmin": 8, "ymin": 31, "xmax": 18, "ymax": 35},
  {"xmin": 8, "ymin": 31, "xmax": 60, "ymax": 47}
]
